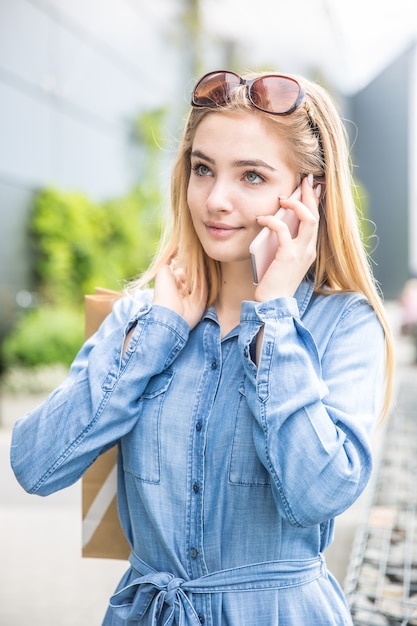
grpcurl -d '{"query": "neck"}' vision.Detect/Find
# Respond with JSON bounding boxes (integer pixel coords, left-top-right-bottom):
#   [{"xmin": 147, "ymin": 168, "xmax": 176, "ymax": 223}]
[{"xmin": 215, "ymin": 262, "xmax": 256, "ymax": 337}]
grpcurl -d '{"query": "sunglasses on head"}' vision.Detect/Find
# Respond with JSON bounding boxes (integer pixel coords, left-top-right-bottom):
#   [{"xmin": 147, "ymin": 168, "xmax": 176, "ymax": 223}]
[
  {"xmin": 191, "ymin": 70, "xmax": 313, "ymax": 119},
  {"xmin": 191, "ymin": 70, "xmax": 323, "ymax": 163}
]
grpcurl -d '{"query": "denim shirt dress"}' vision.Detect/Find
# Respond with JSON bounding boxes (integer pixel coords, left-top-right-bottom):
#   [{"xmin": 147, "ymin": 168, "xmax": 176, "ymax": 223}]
[{"xmin": 10, "ymin": 276, "xmax": 386, "ymax": 625}]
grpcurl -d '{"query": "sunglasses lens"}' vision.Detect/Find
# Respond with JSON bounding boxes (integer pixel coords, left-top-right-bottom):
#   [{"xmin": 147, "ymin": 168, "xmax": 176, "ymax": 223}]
[
  {"xmin": 192, "ymin": 71, "xmax": 241, "ymax": 107},
  {"xmin": 250, "ymin": 76, "xmax": 302, "ymax": 114}
]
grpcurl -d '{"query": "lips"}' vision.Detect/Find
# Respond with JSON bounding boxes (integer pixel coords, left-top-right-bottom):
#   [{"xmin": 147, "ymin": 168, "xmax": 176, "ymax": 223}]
[
  {"xmin": 205, "ymin": 221, "xmax": 242, "ymax": 238},
  {"xmin": 205, "ymin": 221, "xmax": 236, "ymax": 230}
]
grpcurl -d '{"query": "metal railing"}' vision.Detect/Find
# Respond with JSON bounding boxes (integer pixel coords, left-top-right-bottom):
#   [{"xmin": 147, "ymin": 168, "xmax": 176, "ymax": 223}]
[{"xmin": 345, "ymin": 369, "xmax": 417, "ymax": 625}]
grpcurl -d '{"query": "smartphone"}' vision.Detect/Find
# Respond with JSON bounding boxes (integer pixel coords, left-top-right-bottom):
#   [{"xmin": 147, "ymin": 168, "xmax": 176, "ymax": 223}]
[{"xmin": 250, "ymin": 185, "xmax": 301, "ymax": 285}]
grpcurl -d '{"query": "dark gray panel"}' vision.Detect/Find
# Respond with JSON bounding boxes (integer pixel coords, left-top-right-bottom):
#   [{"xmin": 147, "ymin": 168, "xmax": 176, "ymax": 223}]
[{"xmin": 350, "ymin": 45, "xmax": 414, "ymax": 299}]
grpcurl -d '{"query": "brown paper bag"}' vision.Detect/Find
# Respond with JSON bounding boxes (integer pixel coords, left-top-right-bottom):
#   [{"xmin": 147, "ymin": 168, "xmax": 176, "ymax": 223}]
[{"xmin": 82, "ymin": 287, "xmax": 130, "ymax": 559}]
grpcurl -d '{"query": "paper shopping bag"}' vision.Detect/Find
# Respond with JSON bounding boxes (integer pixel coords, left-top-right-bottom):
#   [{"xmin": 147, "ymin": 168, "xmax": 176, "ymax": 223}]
[{"xmin": 81, "ymin": 288, "xmax": 130, "ymax": 559}]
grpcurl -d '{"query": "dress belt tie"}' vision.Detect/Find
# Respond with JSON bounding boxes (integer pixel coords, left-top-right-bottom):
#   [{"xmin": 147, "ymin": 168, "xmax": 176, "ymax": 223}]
[{"xmin": 109, "ymin": 551, "xmax": 325, "ymax": 625}]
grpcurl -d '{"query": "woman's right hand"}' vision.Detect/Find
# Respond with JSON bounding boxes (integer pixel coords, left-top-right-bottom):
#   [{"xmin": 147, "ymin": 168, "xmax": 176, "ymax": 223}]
[
  {"xmin": 153, "ymin": 261, "xmax": 207, "ymax": 330},
  {"xmin": 123, "ymin": 262, "xmax": 206, "ymax": 355}
]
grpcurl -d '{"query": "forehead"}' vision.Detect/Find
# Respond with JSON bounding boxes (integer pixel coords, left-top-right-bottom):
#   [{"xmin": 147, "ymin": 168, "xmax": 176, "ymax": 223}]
[{"xmin": 192, "ymin": 111, "xmax": 290, "ymax": 162}]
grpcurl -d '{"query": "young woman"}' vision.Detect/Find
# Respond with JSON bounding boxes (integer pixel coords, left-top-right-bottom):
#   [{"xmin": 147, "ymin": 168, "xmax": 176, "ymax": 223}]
[{"xmin": 11, "ymin": 70, "xmax": 394, "ymax": 625}]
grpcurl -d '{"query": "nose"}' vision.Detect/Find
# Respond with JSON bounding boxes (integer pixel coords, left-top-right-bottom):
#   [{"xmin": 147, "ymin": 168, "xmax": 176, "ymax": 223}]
[{"xmin": 205, "ymin": 178, "xmax": 234, "ymax": 213}]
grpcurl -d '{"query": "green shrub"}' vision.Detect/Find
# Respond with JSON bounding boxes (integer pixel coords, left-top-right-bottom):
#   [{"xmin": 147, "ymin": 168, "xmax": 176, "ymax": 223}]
[
  {"xmin": 12, "ymin": 182, "xmax": 163, "ymax": 370},
  {"xmin": 2, "ymin": 305, "xmax": 84, "ymax": 368},
  {"xmin": 30, "ymin": 185, "xmax": 162, "ymax": 306}
]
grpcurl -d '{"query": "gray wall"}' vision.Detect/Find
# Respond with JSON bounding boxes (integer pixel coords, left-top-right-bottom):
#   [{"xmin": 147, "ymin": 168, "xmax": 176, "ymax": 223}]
[
  {"xmin": 349, "ymin": 43, "xmax": 415, "ymax": 299},
  {"xmin": 0, "ymin": 0, "xmax": 189, "ymax": 338}
]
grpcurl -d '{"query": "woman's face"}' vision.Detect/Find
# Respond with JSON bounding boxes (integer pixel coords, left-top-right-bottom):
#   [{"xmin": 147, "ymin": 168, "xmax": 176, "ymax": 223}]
[{"xmin": 187, "ymin": 111, "xmax": 298, "ymax": 268}]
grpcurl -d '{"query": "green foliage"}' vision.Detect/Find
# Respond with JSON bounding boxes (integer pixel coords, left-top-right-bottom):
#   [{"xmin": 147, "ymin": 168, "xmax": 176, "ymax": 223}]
[
  {"xmin": 4, "ymin": 183, "xmax": 162, "ymax": 371},
  {"xmin": 30, "ymin": 185, "xmax": 162, "ymax": 305},
  {"xmin": 2, "ymin": 305, "xmax": 84, "ymax": 368},
  {"xmin": 3, "ymin": 107, "xmax": 166, "ymax": 371}
]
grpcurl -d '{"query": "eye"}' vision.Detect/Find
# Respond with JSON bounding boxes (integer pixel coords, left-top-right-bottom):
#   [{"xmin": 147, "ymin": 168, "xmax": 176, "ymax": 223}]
[
  {"xmin": 191, "ymin": 162, "xmax": 212, "ymax": 177},
  {"xmin": 244, "ymin": 171, "xmax": 265, "ymax": 184}
]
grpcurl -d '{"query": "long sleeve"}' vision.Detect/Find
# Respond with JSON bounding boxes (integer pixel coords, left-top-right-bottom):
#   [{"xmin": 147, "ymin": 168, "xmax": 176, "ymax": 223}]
[
  {"xmin": 10, "ymin": 296, "xmax": 189, "ymax": 496},
  {"xmin": 239, "ymin": 292, "xmax": 385, "ymax": 528}
]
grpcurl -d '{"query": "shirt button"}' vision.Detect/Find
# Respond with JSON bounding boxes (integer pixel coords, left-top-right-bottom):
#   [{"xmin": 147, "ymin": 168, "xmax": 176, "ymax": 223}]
[
  {"xmin": 243, "ymin": 347, "xmax": 249, "ymax": 357},
  {"xmin": 193, "ymin": 482, "xmax": 200, "ymax": 493},
  {"xmin": 195, "ymin": 421, "xmax": 202, "ymax": 431},
  {"xmin": 211, "ymin": 360, "xmax": 218, "ymax": 370},
  {"xmin": 190, "ymin": 548, "xmax": 198, "ymax": 558}
]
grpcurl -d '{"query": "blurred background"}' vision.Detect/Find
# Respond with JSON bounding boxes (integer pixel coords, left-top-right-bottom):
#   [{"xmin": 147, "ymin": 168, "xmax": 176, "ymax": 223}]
[
  {"xmin": 0, "ymin": 1, "xmax": 417, "ymax": 625},
  {"xmin": 0, "ymin": 0, "xmax": 417, "ymax": 380},
  {"xmin": 0, "ymin": 0, "xmax": 416, "ymax": 379}
]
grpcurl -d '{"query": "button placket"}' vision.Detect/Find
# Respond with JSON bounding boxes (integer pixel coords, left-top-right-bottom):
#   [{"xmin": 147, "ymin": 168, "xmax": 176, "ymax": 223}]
[{"xmin": 187, "ymin": 326, "xmax": 222, "ymax": 581}]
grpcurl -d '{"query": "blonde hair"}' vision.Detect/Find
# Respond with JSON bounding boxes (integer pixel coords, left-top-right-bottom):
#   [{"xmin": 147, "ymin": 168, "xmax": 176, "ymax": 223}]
[{"xmin": 131, "ymin": 71, "xmax": 394, "ymax": 417}]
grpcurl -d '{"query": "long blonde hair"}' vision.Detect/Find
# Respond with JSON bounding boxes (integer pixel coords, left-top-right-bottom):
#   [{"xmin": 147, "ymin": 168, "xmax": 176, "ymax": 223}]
[{"xmin": 131, "ymin": 71, "xmax": 394, "ymax": 417}]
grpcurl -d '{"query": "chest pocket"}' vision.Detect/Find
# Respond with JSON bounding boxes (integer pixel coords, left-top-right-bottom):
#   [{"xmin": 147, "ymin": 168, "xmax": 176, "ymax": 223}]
[
  {"xmin": 122, "ymin": 370, "xmax": 174, "ymax": 483},
  {"xmin": 229, "ymin": 383, "xmax": 271, "ymax": 487}
]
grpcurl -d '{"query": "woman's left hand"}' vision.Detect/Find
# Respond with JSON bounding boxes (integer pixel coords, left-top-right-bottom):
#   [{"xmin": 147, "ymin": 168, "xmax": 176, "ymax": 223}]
[{"xmin": 254, "ymin": 174, "xmax": 321, "ymax": 302}]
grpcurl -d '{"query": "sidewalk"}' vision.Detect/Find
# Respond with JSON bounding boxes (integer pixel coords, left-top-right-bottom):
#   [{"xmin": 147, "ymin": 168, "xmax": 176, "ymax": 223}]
[
  {"xmin": 0, "ymin": 429, "xmax": 127, "ymax": 626},
  {"xmin": 0, "ymin": 302, "xmax": 414, "ymax": 625}
]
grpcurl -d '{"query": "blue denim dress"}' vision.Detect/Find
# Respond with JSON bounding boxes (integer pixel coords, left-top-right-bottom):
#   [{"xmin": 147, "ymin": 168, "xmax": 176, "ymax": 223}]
[{"xmin": 10, "ymin": 277, "xmax": 386, "ymax": 625}]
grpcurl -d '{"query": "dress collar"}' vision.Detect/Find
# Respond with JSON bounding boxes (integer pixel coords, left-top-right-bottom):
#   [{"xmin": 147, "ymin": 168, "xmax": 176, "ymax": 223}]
[{"xmin": 203, "ymin": 275, "xmax": 315, "ymax": 324}]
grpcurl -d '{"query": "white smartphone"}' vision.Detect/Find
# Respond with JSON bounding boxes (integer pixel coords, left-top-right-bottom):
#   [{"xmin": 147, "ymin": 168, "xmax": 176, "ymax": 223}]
[{"xmin": 249, "ymin": 185, "xmax": 301, "ymax": 285}]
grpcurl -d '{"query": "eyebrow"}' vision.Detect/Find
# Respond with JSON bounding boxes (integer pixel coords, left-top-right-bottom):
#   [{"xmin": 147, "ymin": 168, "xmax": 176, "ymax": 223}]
[
  {"xmin": 190, "ymin": 150, "xmax": 277, "ymax": 172},
  {"xmin": 190, "ymin": 150, "xmax": 214, "ymax": 164},
  {"xmin": 232, "ymin": 159, "xmax": 277, "ymax": 171}
]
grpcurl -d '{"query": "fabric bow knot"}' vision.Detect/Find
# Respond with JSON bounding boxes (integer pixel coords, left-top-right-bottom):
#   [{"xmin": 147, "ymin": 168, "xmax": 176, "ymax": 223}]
[
  {"xmin": 110, "ymin": 571, "xmax": 202, "ymax": 625},
  {"xmin": 164, "ymin": 577, "xmax": 186, "ymax": 605}
]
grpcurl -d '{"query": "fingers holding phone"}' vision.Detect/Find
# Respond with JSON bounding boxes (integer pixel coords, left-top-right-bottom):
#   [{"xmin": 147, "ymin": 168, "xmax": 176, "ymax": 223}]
[
  {"xmin": 250, "ymin": 185, "xmax": 302, "ymax": 285},
  {"xmin": 251, "ymin": 174, "xmax": 321, "ymax": 300}
]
